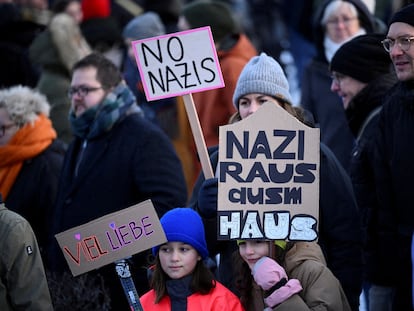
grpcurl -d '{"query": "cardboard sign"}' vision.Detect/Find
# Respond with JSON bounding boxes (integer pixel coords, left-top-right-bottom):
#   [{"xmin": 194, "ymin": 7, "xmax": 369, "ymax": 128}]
[
  {"xmin": 55, "ymin": 200, "xmax": 166, "ymax": 276},
  {"xmin": 217, "ymin": 102, "xmax": 320, "ymax": 241},
  {"xmin": 132, "ymin": 26, "xmax": 224, "ymax": 101}
]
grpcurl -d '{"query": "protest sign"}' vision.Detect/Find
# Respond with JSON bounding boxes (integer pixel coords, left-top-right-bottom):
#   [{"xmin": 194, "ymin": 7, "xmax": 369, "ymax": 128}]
[
  {"xmin": 132, "ymin": 26, "xmax": 224, "ymax": 101},
  {"xmin": 55, "ymin": 200, "xmax": 166, "ymax": 276},
  {"xmin": 132, "ymin": 26, "xmax": 224, "ymax": 179},
  {"xmin": 217, "ymin": 102, "xmax": 320, "ymax": 241}
]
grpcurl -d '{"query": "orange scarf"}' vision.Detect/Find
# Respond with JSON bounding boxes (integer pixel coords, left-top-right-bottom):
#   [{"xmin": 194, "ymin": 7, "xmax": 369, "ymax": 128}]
[{"xmin": 0, "ymin": 114, "xmax": 56, "ymax": 199}]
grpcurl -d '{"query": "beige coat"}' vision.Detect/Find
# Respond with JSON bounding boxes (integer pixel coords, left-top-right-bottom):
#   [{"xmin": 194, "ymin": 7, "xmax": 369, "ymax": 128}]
[{"xmin": 249, "ymin": 242, "xmax": 351, "ymax": 311}]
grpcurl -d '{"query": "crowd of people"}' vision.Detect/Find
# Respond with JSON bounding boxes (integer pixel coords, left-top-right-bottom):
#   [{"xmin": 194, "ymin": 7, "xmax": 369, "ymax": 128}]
[{"xmin": 0, "ymin": 0, "xmax": 413, "ymax": 310}]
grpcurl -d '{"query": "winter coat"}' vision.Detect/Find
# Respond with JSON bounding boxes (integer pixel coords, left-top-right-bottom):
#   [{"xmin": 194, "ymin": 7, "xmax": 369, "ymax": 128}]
[
  {"xmin": 248, "ymin": 242, "xmax": 351, "ymax": 311},
  {"xmin": 49, "ymin": 112, "xmax": 188, "ymax": 310},
  {"xmin": 0, "ymin": 204, "xmax": 53, "ymax": 311},
  {"xmin": 372, "ymin": 81, "xmax": 414, "ymax": 309},
  {"xmin": 29, "ymin": 13, "xmax": 91, "ymax": 143},
  {"xmin": 141, "ymin": 280, "xmax": 244, "ymax": 311},
  {"xmin": 5, "ymin": 139, "xmax": 66, "ymax": 257},
  {"xmin": 300, "ymin": 0, "xmax": 377, "ymax": 172},
  {"xmin": 344, "ymin": 73, "xmax": 397, "ymax": 284},
  {"xmin": 189, "ymin": 142, "xmax": 363, "ymax": 310}
]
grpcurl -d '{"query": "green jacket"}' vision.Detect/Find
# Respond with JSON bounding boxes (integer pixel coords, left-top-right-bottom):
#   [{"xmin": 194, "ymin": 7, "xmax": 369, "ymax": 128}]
[{"xmin": 0, "ymin": 204, "xmax": 53, "ymax": 310}]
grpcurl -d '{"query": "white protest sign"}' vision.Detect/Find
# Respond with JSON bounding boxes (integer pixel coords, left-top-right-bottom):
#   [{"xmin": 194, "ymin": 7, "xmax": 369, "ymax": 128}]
[
  {"xmin": 132, "ymin": 26, "xmax": 224, "ymax": 101},
  {"xmin": 217, "ymin": 102, "xmax": 320, "ymax": 241}
]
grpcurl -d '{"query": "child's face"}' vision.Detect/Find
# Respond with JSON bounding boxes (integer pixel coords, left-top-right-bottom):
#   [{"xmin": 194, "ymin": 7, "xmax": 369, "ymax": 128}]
[
  {"xmin": 238, "ymin": 240, "xmax": 270, "ymax": 270},
  {"xmin": 158, "ymin": 242, "xmax": 201, "ymax": 279}
]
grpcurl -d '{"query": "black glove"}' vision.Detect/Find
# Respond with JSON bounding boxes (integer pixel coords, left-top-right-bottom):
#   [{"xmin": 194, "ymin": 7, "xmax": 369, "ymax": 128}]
[{"xmin": 197, "ymin": 177, "xmax": 218, "ymax": 218}]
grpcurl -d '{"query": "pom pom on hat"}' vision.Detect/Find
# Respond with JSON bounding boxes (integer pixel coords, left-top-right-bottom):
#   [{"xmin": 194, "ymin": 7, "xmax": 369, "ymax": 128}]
[
  {"xmin": 181, "ymin": 0, "xmax": 238, "ymax": 44},
  {"xmin": 233, "ymin": 52, "xmax": 292, "ymax": 109},
  {"xmin": 330, "ymin": 34, "xmax": 392, "ymax": 83},
  {"xmin": 153, "ymin": 208, "xmax": 209, "ymax": 259},
  {"xmin": 122, "ymin": 12, "xmax": 165, "ymax": 40},
  {"xmin": 389, "ymin": 3, "xmax": 414, "ymax": 28}
]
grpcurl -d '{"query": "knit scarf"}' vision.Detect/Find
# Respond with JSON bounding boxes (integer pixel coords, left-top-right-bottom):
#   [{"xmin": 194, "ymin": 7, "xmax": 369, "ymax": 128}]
[
  {"xmin": 69, "ymin": 82, "xmax": 136, "ymax": 140},
  {"xmin": 0, "ymin": 114, "xmax": 56, "ymax": 199}
]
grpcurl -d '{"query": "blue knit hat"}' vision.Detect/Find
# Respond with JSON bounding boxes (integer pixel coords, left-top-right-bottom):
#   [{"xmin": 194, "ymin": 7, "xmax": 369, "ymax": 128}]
[
  {"xmin": 232, "ymin": 52, "xmax": 292, "ymax": 109},
  {"xmin": 152, "ymin": 208, "xmax": 209, "ymax": 259}
]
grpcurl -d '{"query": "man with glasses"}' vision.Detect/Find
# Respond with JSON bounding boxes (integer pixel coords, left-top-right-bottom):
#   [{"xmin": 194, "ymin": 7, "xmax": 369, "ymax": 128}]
[
  {"xmin": 330, "ymin": 33, "xmax": 397, "ymax": 311},
  {"xmin": 372, "ymin": 4, "xmax": 414, "ymax": 310},
  {"xmin": 48, "ymin": 53, "xmax": 188, "ymax": 310}
]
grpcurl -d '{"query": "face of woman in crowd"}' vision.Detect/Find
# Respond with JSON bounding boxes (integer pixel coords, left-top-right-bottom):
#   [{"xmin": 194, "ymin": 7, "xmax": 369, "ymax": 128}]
[
  {"xmin": 238, "ymin": 94, "xmax": 284, "ymax": 120},
  {"xmin": 238, "ymin": 240, "xmax": 270, "ymax": 270},
  {"xmin": 325, "ymin": 4, "xmax": 360, "ymax": 43}
]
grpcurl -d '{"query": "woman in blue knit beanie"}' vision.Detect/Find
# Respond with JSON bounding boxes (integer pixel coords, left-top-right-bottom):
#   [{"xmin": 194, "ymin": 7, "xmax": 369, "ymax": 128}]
[{"xmin": 141, "ymin": 207, "xmax": 244, "ymax": 311}]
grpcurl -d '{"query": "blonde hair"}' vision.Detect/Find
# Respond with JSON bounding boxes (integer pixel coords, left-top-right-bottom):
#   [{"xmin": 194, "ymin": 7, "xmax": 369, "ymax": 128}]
[{"xmin": 0, "ymin": 85, "xmax": 50, "ymax": 127}]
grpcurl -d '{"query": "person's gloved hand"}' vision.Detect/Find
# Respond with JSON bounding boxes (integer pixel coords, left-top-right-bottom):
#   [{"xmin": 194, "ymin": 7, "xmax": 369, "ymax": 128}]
[
  {"xmin": 197, "ymin": 178, "xmax": 218, "ymax": 218},
  {"xmin": 252, "ymin": 256, "xmax": 302, "ymax": 308}
]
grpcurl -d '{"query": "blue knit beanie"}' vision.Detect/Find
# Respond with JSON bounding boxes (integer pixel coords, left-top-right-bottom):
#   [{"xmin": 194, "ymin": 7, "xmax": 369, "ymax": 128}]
[
  {"xmin": 152, "ymin": 208, "xmax": 209, "ymax": 259},
  {"xmin": 232, "ymin": 52, "xmax": 292, "ymax": 109}
]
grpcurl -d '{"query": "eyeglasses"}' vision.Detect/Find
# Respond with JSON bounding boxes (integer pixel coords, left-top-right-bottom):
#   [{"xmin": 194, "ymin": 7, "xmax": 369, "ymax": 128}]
[
  {"xmin": 326, "ymin": 16, "xmax": 357, "ymax": 26},
  {"xmin": 381, "ymin": 36, "xmax": 414, "ymax": 52},
  {"xmin": 331, "ymin": 72, "xmax": 346, "ymax": 85},
  {"xmin": 67, "ymin": 85, "xmax": 103, "ymax": 98},
  {"xmin": 0, "ymin": 123, "xmax": 15, "ymax": 138}
]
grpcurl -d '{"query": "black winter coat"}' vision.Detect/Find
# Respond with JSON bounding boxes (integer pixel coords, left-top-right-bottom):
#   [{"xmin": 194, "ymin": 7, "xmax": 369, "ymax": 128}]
[
  {"xmin": 373, "ymin": 81, "xmax": 414, "ymax": 310},
  {"xmin": 49, "ymin": 113, "xmax": 187, "ymax": 309},
  {"xmin": 6, "ymin": 139, "xmax": 66, "ymax": 257},
  {"xmin": 345, "ymin": 74, "xmax": 397, "ymax": 285}
]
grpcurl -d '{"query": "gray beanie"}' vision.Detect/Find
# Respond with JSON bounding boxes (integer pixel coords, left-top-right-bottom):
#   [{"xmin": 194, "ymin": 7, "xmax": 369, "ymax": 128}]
[
  {"xmin": 122, "ymin": 11, "xmax": 165, "ymax": 40},
  {"xmin": 232, "ymin": 52, "xmax": 292, "ymax": 109}
]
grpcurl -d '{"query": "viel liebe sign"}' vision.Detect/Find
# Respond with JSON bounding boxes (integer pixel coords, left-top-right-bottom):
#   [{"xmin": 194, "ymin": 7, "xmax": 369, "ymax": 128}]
[
  {"xmin": 55, "ymin": 200, "xmax": 166, "ymax": 276},
  {"xmin": 131, "ymin": 26, "xmax": 224, "ymax": 101},
  {"xmin": 217, "ymin": 102, "xmax": 320, "ymax": 242}
]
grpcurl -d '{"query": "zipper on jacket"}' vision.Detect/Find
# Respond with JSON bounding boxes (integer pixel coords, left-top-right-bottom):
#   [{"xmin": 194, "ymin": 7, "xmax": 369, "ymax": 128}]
[{"xmin": 75, "ymin": 140, "xmax": 88, "ymax": 177}]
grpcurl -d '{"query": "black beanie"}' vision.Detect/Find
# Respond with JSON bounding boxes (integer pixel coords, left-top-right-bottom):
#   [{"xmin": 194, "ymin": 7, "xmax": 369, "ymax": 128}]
[
  {"xmin": 181, "ymin": 0, "xmax": 238, "ymax": 43},
  {"xmin": 330, "ymin": 34, "xmax": 392, "ymax": 83},
  {"xmin": 389, "ymin": 3, "xmax": 414, "ymax": 27}
]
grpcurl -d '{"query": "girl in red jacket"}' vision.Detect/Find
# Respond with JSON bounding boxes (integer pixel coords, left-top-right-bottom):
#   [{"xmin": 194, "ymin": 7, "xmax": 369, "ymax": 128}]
[{"xmin": 141, "ymin": 207, "xmax": 244, "ymax": 310}]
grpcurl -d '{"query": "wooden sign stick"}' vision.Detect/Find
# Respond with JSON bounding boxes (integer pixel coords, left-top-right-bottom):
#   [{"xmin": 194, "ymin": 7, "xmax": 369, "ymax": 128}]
[{"xmin": 182, "ymin": 94, "xmax": 214, "ymax": 179}]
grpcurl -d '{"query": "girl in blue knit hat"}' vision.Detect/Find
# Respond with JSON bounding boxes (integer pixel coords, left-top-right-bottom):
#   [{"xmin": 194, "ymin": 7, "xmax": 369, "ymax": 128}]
[{"xmin": 140, "ymin": 207, "xmax": 244, "ymax": 311}]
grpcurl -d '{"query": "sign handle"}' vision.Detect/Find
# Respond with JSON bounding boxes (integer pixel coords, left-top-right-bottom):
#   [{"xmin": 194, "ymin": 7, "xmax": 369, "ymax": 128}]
[
  {"xmin": 115, "ymin": 259, "xmax": 144, "ymax": 311},
  {"xmin": 182, "ymin": 94, "xmax": 214, "ymax": 179}
]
